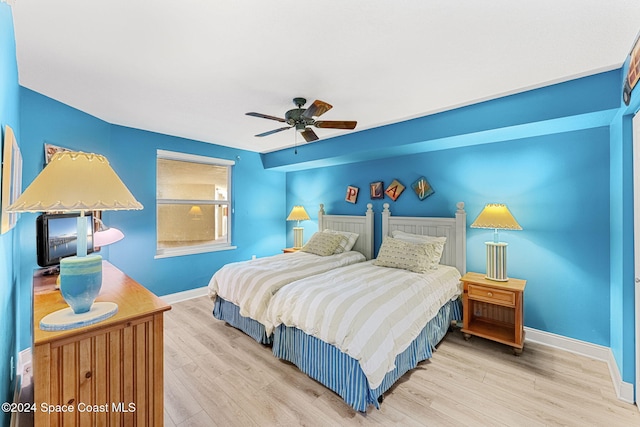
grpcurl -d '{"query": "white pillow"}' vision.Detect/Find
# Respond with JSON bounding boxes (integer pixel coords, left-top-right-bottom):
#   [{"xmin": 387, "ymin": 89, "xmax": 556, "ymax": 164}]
[
  {"xmin": 391, "ymin": 230, "xmax": 446, "ymax": 268},
  {"xmin": 323, "ymin": 229, "xmax": 359, "ymax": 254},
  {"xmin": 373, "ymin": 237, "xmax": 431, "ymax": 273},
  {"xmin": 391, "ymin": 230, "xmax": 444, "ymax": 244}
]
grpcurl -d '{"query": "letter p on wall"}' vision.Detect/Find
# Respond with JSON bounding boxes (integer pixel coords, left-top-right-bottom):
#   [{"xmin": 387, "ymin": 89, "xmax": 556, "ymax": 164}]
[{"xmin": 345, "ymin": 186, "xmax": 359, "ymax": 204}]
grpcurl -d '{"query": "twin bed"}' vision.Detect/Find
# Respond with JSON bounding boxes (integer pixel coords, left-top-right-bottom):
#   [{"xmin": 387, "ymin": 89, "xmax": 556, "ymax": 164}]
[
  {"xmin": 208, "ymin": 202, "xmax": 467, "ymax": 411},
  {"xmin": 209, "ymin": 203, "xmax": 375, "ymax": 343}
]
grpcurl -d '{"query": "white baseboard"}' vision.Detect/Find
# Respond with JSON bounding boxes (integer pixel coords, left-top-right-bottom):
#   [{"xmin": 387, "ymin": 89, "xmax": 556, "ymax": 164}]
[
  {"xmin": 161, "ymin": 286, "xmax": 209, "ymax": 304},
  {"xmin": 524, "ymin": 327, "xmax": 635, "ymax": 404}
]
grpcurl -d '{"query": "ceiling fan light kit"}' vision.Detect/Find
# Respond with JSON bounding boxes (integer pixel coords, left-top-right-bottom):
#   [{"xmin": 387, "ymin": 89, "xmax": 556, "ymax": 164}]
[{"xmin": 246, "ymin": 97, "xmax": 357, "ymax": 143}]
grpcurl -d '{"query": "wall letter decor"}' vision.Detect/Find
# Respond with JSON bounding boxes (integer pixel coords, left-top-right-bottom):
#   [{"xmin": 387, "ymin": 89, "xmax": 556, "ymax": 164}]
[
  {"xmin": 384, "ymin": 179, "xmax": 405, "ymax": 201},
  {"xmin": 345, "ymin": 186, "xmax": 359, "ymax": 204},
  {"xmin": 412, "ymin": 176, "xmax": 434, "ymax": 200},
  {"xmin": 370, "ymin": 181, "xmax": 384, "ymax": 199}
]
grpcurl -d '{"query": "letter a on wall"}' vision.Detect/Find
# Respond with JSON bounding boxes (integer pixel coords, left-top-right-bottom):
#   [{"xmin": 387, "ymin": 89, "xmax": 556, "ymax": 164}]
[{"xmin": 385, "ymin": 179, "xmax": 405, "ymax": 201}]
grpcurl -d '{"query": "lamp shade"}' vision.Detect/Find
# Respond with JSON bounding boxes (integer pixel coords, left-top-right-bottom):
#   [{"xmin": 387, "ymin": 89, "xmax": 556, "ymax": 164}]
[
  {"xmin": 7, "ymin": 151, "xmax": 143, "ymax": 213},
  {"xmin": 188, "ymin": 205, "xmax": 203, "ymax": 220},
  {"xmin": 93, "ymin": 218, "xmax": 125, "ymax": 247},
  {"xmin": 470, "ymin": 203, "xmax": 522, "ymax": 230},
  {"xmin": 286, "ymin": 205, "xmax": 310, "ymax": 222},
  {"xmin": 94, "ymin": 227, "xmax": 125, "ymax": 247},
  {"xmin": 188, "ymin": 205, "xmax": 203, "ymax": 216}
]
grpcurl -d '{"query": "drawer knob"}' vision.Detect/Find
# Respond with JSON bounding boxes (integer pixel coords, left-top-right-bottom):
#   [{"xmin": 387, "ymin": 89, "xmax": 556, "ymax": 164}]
[{"xmin": 487, "ymin": 292, "xmax": 493, "ymax": 297}]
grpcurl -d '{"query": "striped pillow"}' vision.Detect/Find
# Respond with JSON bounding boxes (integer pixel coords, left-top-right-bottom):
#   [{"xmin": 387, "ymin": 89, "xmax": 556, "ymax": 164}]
[{"xmin": 323, "ymin": 229, "xmax": 359, "ymax": 254}]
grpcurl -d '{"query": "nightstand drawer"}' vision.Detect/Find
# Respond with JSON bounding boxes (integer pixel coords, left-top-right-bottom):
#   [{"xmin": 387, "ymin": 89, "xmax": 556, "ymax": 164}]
[{"xmin": 468, "ymin": 284, "xmax": 515, "ymax": 307}]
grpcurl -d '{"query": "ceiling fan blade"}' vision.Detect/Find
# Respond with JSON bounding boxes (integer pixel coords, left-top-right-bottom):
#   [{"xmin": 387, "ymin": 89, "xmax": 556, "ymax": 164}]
[
  {"xmin": 300, "ymin": 128, "xmax": 319, "ymax": 142},
  {"xmin": 255, "ymin": 127, "xmax": 291, "ymax": 137},
  {"xmin": 246, "ymin": 112, "xmax": 286, "ymax": 123},
  {"xmin": 314, "ymin": 120, "xmax": 357, "ymax": 130},
  {"xmin": 301, "ymin": 100, "xmax": 333, "ymax": 119}
]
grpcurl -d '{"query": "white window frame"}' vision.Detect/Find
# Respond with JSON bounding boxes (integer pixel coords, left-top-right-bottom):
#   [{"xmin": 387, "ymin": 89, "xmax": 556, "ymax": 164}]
[{"xmin": 155, "ymin": 149, "xmax": 236, "ymax": 259}]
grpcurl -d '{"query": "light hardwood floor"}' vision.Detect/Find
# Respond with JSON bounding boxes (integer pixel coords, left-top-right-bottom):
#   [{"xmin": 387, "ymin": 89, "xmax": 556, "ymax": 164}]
[{"xmin": 164, "ymin": 296, "xmax": 640, "ymax": 426}]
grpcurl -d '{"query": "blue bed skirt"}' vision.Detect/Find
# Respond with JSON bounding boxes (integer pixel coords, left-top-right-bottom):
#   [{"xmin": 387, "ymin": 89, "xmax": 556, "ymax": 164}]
[
  {"xmin": 272, "ymin": 298, "xmax": 462, "ymax": 412},
  {"xmin": 213, "ymin": 296, "xmax": 273, "ymax": 344}
]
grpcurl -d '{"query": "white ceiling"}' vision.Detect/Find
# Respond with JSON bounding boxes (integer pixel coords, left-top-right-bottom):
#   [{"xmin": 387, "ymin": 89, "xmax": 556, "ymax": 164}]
[{"xmin": 11, "ymin": 1, "xmax": 640, "ymax": 154}]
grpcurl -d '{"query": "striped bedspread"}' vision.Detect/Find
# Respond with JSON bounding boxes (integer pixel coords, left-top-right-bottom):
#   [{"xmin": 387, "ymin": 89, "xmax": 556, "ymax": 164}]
[
  {"xmin": 208, "ymin": 251, "xmax": 366, "ymax": 328},
  {"xmin": 264, "ymin": 261, "xmax": 462, "ymax": 389}
]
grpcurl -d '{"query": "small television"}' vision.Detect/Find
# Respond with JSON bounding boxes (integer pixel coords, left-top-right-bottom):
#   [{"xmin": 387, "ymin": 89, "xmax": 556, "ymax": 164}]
[{"xmin": 36, "ymin": 213, "xmax": 95, "ymax": 267}]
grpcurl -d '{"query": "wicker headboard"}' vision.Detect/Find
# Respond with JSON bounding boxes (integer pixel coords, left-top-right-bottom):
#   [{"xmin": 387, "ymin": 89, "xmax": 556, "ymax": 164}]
[
  {"xmin": 381, "ymin": 202, "xmax": 467, "ymax": 274},
  {"xmin": 318, "ymin": 203, "xmax": 375, "ymax": 260}
]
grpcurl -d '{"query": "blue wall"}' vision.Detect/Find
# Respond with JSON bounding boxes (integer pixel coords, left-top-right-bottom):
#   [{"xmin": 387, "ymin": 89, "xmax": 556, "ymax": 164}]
[
  {"xmin": 609, "ymin": 52, "xmax": 640, "ymax": 390},
  {"xmin": 0, "ymin": 4, "xmax": 20, "ymax": 425},
  {"xmin": 265, "ymin": 71, "xmax": 620, "ymax": 172},
  {"xmin": 106, "ymin": 125, "xmax": 286, "ymax": 296},
  {"xmin": 287, "ymin": 127, "xmax": 612, "ymax": 346},
  {"xmin": 16, "ymin": 89, "xmax": 286, "ymax": 349},
  {"xmin": 284, "ymin": 69, "xmax": 636, "ymax": 386}
]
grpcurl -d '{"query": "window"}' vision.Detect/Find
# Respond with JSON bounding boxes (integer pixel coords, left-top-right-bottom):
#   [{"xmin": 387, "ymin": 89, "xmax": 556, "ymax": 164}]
[{"xmin": 155, "ymin": 150, "xmax": 235, "ymax": 258}]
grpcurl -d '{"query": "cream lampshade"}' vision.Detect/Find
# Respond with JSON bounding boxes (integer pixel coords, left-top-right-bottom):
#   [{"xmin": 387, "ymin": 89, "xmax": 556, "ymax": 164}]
[
  {"xmin": 8, "ymin": 151, "xmax": 142, "ymax": 330},
  {"xmin": 286, "ymin": 205, "xmax": 310, "ymax": 248},
  {"xmin": 470, "ymin": 203, "xmax": 522, "ymax": 281},
  {"xmin": 188, "ymin": 205, "xmax": 203, "ymax": 220}
]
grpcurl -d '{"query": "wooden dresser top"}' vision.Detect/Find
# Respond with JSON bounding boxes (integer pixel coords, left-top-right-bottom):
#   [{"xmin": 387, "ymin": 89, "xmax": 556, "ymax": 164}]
[{"xmin": 33, "ymin": 260, "xmax": 171, "ymax": 345}]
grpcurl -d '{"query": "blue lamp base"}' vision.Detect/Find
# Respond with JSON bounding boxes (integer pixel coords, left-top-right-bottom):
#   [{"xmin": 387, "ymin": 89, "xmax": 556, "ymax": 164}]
[{"xmin": 59, "ymin": 253, "xmax": 103, "ymax": 314}]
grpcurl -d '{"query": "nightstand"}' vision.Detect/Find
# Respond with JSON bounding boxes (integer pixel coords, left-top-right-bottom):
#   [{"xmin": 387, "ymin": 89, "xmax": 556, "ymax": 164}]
[
  {"xmin": 460, "ymin": 272, "xmax": 526, "ymax": 355},
  {"xmin": 282, "ymin": 247, "xmax": 300, "ymax": 253}
]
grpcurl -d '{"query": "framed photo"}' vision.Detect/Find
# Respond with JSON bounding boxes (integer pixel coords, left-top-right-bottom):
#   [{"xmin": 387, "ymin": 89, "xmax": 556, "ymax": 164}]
[
  {"xmin": 44, "ymin": 142, "xmax": 72, "ymax": 165},
  {"xmin": 345, "ymin": 185, "xmax": 359, "ymax": 204},
  {"xmin": 1, "ymin": 125, "xmax": 23, "ymax": 234},
  {"xmin": 370, "ymin": 181, "xmax": 384, "ymax": 199},
  {"xmin": 384, "ymin": 179, "xmax": 405, "ymax": 201},
  {"xmin": 624, "ymin": 35, "xmax": 640, "ymax": 105},
  {"xmin": 412, "ymin": 176, "xmax": 435, "ymax": 200}
]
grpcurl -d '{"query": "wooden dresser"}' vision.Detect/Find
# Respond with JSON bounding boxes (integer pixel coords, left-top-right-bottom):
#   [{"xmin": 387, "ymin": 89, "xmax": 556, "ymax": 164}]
[{"xmin": 33, "ymin": 261, "xmax": 171, "ymax": 427}]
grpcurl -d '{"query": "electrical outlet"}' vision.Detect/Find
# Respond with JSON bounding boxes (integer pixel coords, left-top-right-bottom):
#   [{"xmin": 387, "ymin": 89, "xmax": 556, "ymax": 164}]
[{"xmin": 21, "ymin": 361, "xmax": 32, "ymax": 388}]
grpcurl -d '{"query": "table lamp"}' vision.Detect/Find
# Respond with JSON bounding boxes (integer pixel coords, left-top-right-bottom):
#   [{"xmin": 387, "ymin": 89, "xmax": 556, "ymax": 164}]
[
  {"xmin": 470, "ymin": 203, "xmax": 522, "ymax": 281},
  {"xmin": 8, "ymin": 151, "xmax": 142, "ymax": 330},
  {"xmin": 286, "ymin": 205, "xmax": 310, "ymax": 248}
]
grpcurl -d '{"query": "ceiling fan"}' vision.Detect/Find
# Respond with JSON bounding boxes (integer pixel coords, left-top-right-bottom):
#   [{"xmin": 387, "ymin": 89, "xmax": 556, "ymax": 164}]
[{"xmin": 246, "ymin": 97, "xmax": 357, "ymax": 142}]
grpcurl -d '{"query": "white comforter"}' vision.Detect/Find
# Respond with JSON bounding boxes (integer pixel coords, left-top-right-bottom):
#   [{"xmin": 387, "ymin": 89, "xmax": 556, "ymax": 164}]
[
  {"xmin": 208, "ymin": 250, "xmax": 366, "ymax": 328},
  {"xmin": 264, "ymin": 261, "xmax": 462, "ymax": 389}
]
